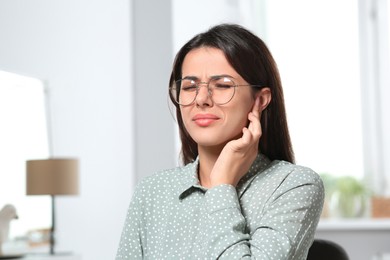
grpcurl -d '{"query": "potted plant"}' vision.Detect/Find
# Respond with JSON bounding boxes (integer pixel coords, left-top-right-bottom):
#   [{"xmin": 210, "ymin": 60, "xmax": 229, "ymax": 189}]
[{"xmin": 327, "ymin": 176, "xmax": 370, "ymax": 218}]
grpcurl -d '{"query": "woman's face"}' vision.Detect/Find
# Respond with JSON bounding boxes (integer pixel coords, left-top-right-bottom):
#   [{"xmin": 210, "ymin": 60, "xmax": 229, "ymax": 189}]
[{"xmin": 180, "ymin": 47, "xmax": 256, "ymax": 149}]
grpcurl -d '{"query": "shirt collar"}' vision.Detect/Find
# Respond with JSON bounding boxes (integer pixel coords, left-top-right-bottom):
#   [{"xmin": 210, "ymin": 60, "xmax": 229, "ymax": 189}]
[
  {"xmin": 177, "ymin": 157, "xmax": 201, "ymax": 200},
  {"xmin": 178, "ymin": 154, "xmax": 272, "ymax": 200}
]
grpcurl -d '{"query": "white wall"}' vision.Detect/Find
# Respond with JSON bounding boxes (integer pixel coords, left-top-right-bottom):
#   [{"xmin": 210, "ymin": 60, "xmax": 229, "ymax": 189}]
[
  {"xmin": 0, "ymin": 0, "xmax": 134, "ymax": 259},
  {"xmin": 132, "ymin": 0, "xmax": 175, "ymax": 181},
  {"xmin": 172, "ymin": 0, "xmax": 264, "ymax": 54},
  {"xmin": 0, "ymin": 0, "xmax": 175, "ymax": 258}
]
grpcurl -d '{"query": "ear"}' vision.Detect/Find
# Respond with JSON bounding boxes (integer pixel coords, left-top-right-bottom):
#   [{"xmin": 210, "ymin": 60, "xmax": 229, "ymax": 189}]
[{"xmin": 255, "ymin": 87, "xmax": 271, "ymax": 112}]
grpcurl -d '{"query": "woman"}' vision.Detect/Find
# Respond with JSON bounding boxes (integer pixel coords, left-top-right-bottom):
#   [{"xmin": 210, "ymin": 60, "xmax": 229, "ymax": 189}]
[{"xmin": 116, "ymin": 24, "xmax": 324, "ymax": 260}]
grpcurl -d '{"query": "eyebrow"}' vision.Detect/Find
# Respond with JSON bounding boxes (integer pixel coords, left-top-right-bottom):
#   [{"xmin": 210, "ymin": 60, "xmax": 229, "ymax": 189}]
[{"xmin": 182, "ymin": 74, "xmax": 235, "ymax": 81}]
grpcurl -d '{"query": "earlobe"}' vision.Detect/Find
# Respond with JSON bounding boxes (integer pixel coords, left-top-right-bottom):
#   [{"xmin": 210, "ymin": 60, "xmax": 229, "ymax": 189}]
[{"xmin": 256, "ymin": 87, "xmax": 272, "ymax": 111}]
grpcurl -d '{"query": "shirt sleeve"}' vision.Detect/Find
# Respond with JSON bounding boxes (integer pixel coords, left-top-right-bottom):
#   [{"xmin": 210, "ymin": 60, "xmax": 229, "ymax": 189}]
[
  {"xmin": 115, "ymin": 183, "xmax": 144, "ymax": 260},
  {"xmin": 202, "ymin": 172, "xmax": 324, "ymax": 260}
]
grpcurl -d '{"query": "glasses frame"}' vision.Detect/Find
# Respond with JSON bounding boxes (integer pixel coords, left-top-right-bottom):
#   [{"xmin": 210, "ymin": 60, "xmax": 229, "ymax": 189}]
[{"xmin": 170, "ymin": 77, "xmax": 264, "ymax": 106}]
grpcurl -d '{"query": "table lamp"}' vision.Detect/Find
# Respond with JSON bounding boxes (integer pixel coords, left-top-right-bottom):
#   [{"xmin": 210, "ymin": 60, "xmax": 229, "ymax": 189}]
[{"xmin": 26, "ymin": 158, "xmax": 79, "ymax": 255}]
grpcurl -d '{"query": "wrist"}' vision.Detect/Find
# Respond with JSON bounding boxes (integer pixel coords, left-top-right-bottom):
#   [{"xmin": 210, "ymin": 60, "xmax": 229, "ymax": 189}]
[{"xmin": 210, "ymin": 176, "xmax": 238, "ymax": 188}]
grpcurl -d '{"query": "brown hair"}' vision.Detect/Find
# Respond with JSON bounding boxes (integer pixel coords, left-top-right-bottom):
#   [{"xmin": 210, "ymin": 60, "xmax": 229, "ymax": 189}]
[{"xmin": 169, "ymin": 24, "xmax": 294, "ymax": 165}]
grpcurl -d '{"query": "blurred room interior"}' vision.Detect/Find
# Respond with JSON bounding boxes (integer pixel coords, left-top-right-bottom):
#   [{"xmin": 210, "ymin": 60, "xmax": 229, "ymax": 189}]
[{"xmin": 0, "ymin": 0, "xmax": 389, "ymax": 259}]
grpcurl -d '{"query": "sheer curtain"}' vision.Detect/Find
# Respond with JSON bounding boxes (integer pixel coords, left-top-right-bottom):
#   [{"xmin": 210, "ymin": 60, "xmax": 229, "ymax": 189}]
[{"xmin": 263, "ymin": 0, "xmax": 363, "ymax": 178}]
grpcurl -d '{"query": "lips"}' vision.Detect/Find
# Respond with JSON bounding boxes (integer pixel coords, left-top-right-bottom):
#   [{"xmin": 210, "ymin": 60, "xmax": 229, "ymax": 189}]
[{"xmin": 192, "ymin": 114, "xmax": 220, "ymax": 127}]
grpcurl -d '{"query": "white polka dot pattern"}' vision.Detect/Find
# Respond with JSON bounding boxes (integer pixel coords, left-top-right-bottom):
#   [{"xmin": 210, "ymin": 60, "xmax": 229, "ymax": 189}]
[{"xmin": 115, "ymin": 154, "xmax": 324, "ymax": 259}]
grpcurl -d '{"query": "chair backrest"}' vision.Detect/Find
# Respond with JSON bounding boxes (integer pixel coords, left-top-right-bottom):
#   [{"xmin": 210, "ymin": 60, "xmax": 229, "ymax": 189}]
[{"xmin": 307, "ymin": 239, "xmax": 349, "ymax": 260}]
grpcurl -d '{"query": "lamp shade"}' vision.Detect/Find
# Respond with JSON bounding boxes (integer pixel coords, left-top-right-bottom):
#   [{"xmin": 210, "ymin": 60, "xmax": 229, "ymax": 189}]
[{"xmin": 26, "ymin": 158, "xmax": 79, "ymax": 195}]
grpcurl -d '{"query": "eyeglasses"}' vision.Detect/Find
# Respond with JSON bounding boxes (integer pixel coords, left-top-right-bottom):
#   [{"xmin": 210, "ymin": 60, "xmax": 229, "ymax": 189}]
[{"xmin": 170, "ymin": 76, "xmax": 264, "ymax": 106}]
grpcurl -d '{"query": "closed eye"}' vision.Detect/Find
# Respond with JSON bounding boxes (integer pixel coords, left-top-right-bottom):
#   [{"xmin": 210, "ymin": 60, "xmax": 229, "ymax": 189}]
[
  {"xmin": 214, "ymin": 83, "xmax": 233, "ymax": 89},
  {"xmin": 181, "ymin": 85, "xmax": 198, "ymax": 92}
]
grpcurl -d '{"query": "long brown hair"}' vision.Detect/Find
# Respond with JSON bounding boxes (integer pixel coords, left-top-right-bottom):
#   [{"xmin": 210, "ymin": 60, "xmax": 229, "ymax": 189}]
[{"xmin": 169, "ymin": 24, "xmax": 294, "ymax": 165}]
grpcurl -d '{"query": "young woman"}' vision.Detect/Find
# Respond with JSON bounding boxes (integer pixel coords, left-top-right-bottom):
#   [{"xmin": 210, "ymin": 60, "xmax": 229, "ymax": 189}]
[{"xmin": 116, "ymin": 24, "xmax": 324, "ymax": 260}]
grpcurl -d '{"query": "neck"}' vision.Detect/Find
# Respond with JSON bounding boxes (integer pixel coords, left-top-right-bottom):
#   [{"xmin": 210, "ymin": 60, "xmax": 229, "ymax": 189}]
[{"xmin": 197, "ymin": 144, "xmax": 224, "ymax": 188}]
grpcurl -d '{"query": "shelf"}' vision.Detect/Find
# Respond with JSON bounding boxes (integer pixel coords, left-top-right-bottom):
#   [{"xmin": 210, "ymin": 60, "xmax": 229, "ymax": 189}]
[
  {"xmin": 22, "ymin": 254, "xmax": 81, "ymax": 260},
  {"xmin": 317, "ymin": 218, "xmax": 390, "ymax": 231}
]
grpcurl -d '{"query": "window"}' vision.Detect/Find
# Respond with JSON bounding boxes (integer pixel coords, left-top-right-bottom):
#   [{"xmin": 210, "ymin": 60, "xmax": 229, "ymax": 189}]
[
  {"xmin": 356, "ymin": 0, "xmax": 390, "ymax": 195},
  {"xmin": 264, "ymin": 0, "xmax": 364, "ymax": 178},
  {"xmin": 0, "ymin": 70, "xmax": 51, "ymax": 239}
]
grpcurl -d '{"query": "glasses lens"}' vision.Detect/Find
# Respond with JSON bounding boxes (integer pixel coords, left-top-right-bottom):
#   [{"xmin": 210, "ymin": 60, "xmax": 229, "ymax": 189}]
[
  {"xmin": 209, "ymin": 77, "xmax": 235, "ymax": 104},
  {"xmin": 170, "ymin": 79, "xmax": 197, "ymax": 105},
  {"xmin": 171, "ymin": 77, "xmax": 236, "ymax": 105}
]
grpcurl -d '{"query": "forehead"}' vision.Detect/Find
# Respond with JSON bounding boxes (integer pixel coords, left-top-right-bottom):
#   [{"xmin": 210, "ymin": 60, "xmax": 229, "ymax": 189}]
[{"xmin": 181, "ymin": 47, "xmax": 241, "ymax": 79}]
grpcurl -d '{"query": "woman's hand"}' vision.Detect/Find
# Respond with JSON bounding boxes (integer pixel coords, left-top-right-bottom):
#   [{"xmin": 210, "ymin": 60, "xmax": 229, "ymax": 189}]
[{"xmin": 210, "ymin": 96, "xmax": 262, "ymax": 187}]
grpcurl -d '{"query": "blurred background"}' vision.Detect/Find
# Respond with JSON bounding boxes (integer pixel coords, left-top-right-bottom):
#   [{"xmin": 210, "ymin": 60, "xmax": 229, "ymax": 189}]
[{"xmin": 0, "ymin": 0, "xmax": 389, "ymax": 259}]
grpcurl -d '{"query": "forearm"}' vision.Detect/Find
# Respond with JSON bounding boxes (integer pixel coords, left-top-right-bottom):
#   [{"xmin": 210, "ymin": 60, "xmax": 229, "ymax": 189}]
[
  {"xmin": 201, "ymin": 182, "xmax": 323, "ymax": 260},
  {"xmin": 202, "ymin": 185, "xmax": 257, "ymax": 259}
]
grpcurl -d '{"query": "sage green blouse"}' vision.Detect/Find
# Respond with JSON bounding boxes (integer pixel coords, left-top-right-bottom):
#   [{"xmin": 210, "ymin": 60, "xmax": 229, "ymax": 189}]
[{"xmin": 116, "ymin": 154, "xmax": 324, "ymax": 259}]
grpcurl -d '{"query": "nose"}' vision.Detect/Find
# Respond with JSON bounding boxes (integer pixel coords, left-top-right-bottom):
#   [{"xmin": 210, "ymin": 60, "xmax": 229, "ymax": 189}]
[{"xmin": 195, "ymin": 83, "xmax": 212, "ymax": 107}]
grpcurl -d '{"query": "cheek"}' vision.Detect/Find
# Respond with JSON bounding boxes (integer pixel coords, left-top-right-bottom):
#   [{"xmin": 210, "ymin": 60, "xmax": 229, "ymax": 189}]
[
  {"xmin": 180, "ymin": 107, "xmax": 192, "ymax": 129},
  {"xmin": 225, "ymin": 107, "xmax": 251, "ymax": 133},
  {"xmin": 228, "ymin": 98, "xmax": 253, "ymax": 125}
]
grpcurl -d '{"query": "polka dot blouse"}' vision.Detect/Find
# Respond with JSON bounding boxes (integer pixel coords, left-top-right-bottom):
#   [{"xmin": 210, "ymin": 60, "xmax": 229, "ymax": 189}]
[{"xmin": 116, "ymin": 154, "xmax": 324, "ymax": 259}]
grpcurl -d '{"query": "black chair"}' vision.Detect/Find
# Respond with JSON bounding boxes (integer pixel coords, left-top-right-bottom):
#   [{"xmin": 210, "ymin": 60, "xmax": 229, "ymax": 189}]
[{"xmin": 307, "ymin": 239, "xmax": 349, "ymax": 260}]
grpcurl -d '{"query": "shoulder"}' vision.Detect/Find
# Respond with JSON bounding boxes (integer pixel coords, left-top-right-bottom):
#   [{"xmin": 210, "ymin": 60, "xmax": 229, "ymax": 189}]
[
  {"xmin": 268, "ymin": 160, "xmax": 323, "ymax": 187},
  {"xmin": 135, "ymin": 167, "xmax": 181, "ymax": 191},
  {"xmin": 138, "ymin": 167, "xmax": 182, "ymax": 185},
  {"xmin": 132, "ymin": 163, "xmax": 195, "ymax": 199},
  {"xmin": 266, "ymin": 161, "xmax": 325, "ymax": 204},
  {"xmin": 248, "ymin": 160, "xmax": 324, "ymax": 201}
]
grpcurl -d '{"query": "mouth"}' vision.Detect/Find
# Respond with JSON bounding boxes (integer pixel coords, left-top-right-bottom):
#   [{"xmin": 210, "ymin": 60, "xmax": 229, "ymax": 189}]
[{"xmin": 192, "ymin": 114, "xmax": 220, "ymax": 127}]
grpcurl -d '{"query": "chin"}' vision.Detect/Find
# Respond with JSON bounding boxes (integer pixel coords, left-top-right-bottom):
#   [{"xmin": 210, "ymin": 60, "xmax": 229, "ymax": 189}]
[
  {"xmin": 193, "ymin": 134, "xmax": 237, "ymax": 148},
  {"xmin": 187, "ymin": 126, "xmax": 244, "ymax": 148}
]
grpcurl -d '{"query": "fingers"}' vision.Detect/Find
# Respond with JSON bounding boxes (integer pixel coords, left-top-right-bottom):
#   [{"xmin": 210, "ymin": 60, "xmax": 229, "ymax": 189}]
[
  {"xmin": 230, "ymin": 127, "xmax": 254, "ymax": 151},
  {"xmin": 230, "ymin": 97, "xmax": 262, "ymax": 151},
  {"xmin": 252, "ymin": 95, "xmax": 261, "ymax": 117},
  {"xmin": 247, "ymin": 97, "xmax": 262, "ymax": 138},
  {"xmin": 241, "ymin": 127, "xmax": 251, "ymax": 145}
]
